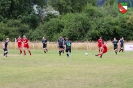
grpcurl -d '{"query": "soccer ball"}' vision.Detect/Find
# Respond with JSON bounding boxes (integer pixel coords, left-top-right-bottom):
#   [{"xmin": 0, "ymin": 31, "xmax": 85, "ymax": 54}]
[{"xmin": 85, "ymin": 53, "xmax": 88, "ymax": 56}]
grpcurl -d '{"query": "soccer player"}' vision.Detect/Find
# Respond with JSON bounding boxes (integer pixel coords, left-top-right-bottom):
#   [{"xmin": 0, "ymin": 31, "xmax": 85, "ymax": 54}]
[
  {"xmin": 3, "ymin": 38, "xmax": 9, "ymax": 57},
  {"xmin": 112, "ymin": 37, "xmax": 118, "ymax": 55},
  {"xmin": 42, "ymin": 37, "xmax": 48, "ymax": 53},
  {"xmin": 119, "ymin": 37, "xmax": 124, "ymax": 52},
  {"xmin": 57, "ymin": 36, "xmax": 64, "ymax": 56},
  {"xmin": 97, "ymin": 37, "xmax": 103, "ymax": 53},
  {"xmin": 22, "ymin": 35, "xmax": 31, "ymax": 55},
  {"xmin": 16, "ymin": 36, "xmax": 23, "ymax": 54},
  {"xmin": 95, "ymin": 42, "xmax": 107, "ymax": 58},
  {"xmin": 64, "ymin": 38, "xmax": 72, "ymax": 58}
]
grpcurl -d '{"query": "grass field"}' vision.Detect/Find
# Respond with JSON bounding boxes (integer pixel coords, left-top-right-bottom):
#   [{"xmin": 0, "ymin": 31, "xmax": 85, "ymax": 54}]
[{"xmin": 0, "ymin": 49, "xmax": 133, "ymax": 88}]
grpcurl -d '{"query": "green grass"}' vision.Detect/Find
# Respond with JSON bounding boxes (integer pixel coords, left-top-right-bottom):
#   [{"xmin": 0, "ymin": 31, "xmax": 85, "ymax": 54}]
[{"xmin": 0, "ymin": 49, "xmax": 133, "ymax": 88}]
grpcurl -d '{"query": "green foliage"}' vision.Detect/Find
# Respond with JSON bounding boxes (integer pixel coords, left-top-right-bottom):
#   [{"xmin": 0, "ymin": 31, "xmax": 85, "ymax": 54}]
[
  {"xmin": 0, "ymin": 20, "xmax": 29, "ymax": 41},
  {"xmin": 0, "ymin": 0, "xmax": 32, "ymax": 19},
  {"xmin": 61, "ymin": 13, "xmax": 90, "ymax": 41},
  {"xmin": 21, "ymin": 14, "xmax": 39, "ymax": 29},
  {"xmin": 34, "ymin": 0, "xmax": 47, "ymax": 8},
  {"xmin": 1, "ymin": 0, "xmax": 133, "ymax": 41}
]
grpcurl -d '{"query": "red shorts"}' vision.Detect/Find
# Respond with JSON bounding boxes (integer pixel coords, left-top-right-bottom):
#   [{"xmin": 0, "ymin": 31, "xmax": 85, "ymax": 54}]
[
  {"xmin": 98, "ymin": 44, "xmax": 102, "ymax": 48},
  {"xmin": 24, "ymin": 44, "xmax": 29, "ymax": 48},
  {"xmin": 18, "ymin": 44, "xmax": 22, "ymax": 48},
  {"xmin": 102, "ymin": 50, "xmax": 107, "ymax": 53}
]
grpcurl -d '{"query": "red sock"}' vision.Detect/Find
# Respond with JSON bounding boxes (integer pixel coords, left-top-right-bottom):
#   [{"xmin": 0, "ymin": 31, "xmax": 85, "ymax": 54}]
[
  {"xmin": 20, "ymin": 50, "xmax": 22, "ymax": 54},
  {"xmin": 28, "ymin": 50, "xmax": 31, "ymax": 55},
  {"xmin": 24, "ymin": 50, "xmax": 26, "ymax": 55}
]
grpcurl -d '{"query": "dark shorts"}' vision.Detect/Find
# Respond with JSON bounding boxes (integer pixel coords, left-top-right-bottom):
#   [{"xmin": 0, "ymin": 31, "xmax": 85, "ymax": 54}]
[
  {"xmin": 114, "ymin": 46, "xmax": 118, "ymax": 50},
  {"xmin": 120, "ymin": 44, "xmax": 123, "ymax": 47},
  {"xmin": 3, "ymin": 48, "xmax": 7, "ymax": 51},
  {"xmin": 66, "ymin": 48, "xmax": 71, "ymax": 52},
  {"xmin": 43, "ymin": 44, "xmax": 47, "ymax": 48},
  {"xmin": 59, "ymin": 46, "xmax": 63, "ymax": 48}
]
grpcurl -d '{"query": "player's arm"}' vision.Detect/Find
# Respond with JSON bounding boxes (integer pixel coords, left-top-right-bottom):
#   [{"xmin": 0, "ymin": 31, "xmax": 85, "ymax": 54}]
[
  {"xmin": 45, "ymin": 40, "xmax": 47, "ymax": 44},
  {"xmin": 118, "ymin": 40, "xmax": 121, "ymax": 46},
  {"xmin": 3, "ymin": 43, "xmax": 5, "ymax": 49},
  {"xmin": 117, "ymin": 41, "xmax": 119, "ymax": 46}
]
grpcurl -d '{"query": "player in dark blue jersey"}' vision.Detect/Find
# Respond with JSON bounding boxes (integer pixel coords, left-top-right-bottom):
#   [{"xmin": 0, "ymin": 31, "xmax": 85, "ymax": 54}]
[
  {"xmin": 57, "ymin": 36, "xmax": 64, "ymax": 56},
  {"xmin": 64, "ymin": 38, "xmax": 72, "ymax": 58},
  {"xmin": 119, "ymin": 37, "xmax": 124, "ymax": 52},
  {"xmin": 42, "ymin": 37, "xmax": 48, "ymax": 53},
  {"xmin": 112, "ymin": 37, "xmax": 118, "ymax": 55},
  {"xmin": 3, "ymin": 38, "xmax": 9, "ymax": 57}
]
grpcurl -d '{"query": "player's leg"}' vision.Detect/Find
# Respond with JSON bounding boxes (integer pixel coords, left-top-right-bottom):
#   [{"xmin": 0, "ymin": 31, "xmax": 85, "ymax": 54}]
[
  {"xmin": 27, "ymin": 45, "xmax": 31, "ymax": 55},
  {"xmin": 43, "ymin": 45, "xmax": 46, "ymax": 53},
  {"xmin": 43, "ymin": 48, "xmax": 46, "ymax": 53},
  {"xmin": 68, "ymin": 48, "xmax": 71, "ymax": 57},
  {"xmin": 58, "ymin": 46, "xmax": 61, "ymax": 56},
  {"xmin": 66, "ymin": 49, "xmax": 69, "ymax": 57},
  {"xmin": 61, "ymin": 47, "xmax": 64, "ymax": 54},
  {"xmin": 20, "ymin": 47, "xmax": 22, "ymax": 54},
  {"xmin": 119, "ymin": 44, "xmax": 122, "ymax": 52},
  {"xmin": 18, "ymin": 45, "xmax": 22, "ymax": 54},
  {"xmin": 121, "ymin": 44, "xmax": 124, "ymax": 52},
  {"xmin": 27, "ymin": 48, "xmax": 31, "ymax": 55},
  {"xmin": 99, "ymin": 50, "xmax": 107, "ymax": 58},
  {"xmin": 95, "ymin": 47, "xmax": 102, "ymax": 56},
  {"xmin": 114, "ymin": 46, "xmax": 117, "ymax": 55},
  {"xmin": 98, "ymin": 47, "xmax": 100, "ymax": 53},
  {"xmin": 23, "ymin": 47, "xmax": 26, "ymax": 55},
  {"xmin": 115, "ymin": 49, "xmax": 118, "ymax": 55},
  {"xmin": 3, "ymin": 48, "xmax": 8, "ymax": 57},
  {"xmin": 46, "ymin": 45, "xmax": 48, "ymax": 52},
  {"xmin": 62, "ymin": 46, "xmax": 65, "ymax": 53}
]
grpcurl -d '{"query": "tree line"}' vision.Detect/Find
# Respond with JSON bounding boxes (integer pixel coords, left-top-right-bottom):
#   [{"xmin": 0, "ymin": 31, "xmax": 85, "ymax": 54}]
[{"xmin": 0, "ymin": 0, "xmax": 133, "ymax": 41}]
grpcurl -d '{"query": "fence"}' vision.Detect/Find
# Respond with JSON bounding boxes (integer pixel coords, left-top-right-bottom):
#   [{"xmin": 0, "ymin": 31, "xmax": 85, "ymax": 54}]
[{"xmin": 0, "ymin": 41, "xmax": 132, "ymax": 50}]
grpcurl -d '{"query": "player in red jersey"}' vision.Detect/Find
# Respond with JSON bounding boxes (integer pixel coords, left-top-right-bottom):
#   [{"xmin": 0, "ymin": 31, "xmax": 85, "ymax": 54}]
[
  {"xmin": 16, "ymin": 36, "xmax": 23, "ymax": 54},
  {"xmin": 22, "ymin": 35, "xmax": 31, "ymax": 55},
  {"xmin": 95, "ymin": 42, "xmax": 107, "ymax": 58},
  {"xmin": 97, "ymin": 37, "xmax": 103, "ymax": 53}
]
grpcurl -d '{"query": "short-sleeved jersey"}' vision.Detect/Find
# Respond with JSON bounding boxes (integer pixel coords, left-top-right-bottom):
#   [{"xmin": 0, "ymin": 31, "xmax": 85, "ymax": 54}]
[
  {"xmin": 112, "ymin": 40, "xmax": 118, "ymax": 47},
  {"xmin": 4, "ymin": 41, "xmax": 8, "ymax": 49},
  {"xmin": 42, "ymin": 39, "xmax": 47, "ymax": 45},
  {"xmin": 58, "ymin": 38, "xmax": 64, "ymax": 46},
  {"xmin": 98, "ymin": 39, "xmax": 103, "ymax": 47},
  {"xmin": 98, "ymin": 39, "xmax": 103, "ymax": 44},
  {"xmin": 119, "ymin": 40, "xmax": 124, "ymax": 45},
  {"xmin": 23, "ymin": 38, "xmax": 28, "ymax": 44},
  {"xmin": 65, "ymin": 40, "xmax": 71, "ymax": 49},
  {"xmin": 17, "ymin": 38, "xmax": 22, "ymax": 45},
  {"xmin": 103, "ymin": 44, "xmax": 107, "ymax": 52}
]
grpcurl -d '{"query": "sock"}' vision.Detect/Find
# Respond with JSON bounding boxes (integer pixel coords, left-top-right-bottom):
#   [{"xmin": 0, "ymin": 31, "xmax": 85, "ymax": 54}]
[
  {"xmin": 67, "ymin": 53, "xmax": 69, "ymax": 57},
  {"xmin": 28, "ymin": 50, "xmax": 31, "ymax": 55},
  {"xmin": 115, "ymin": 51, "xmax": 117, "ymax": 55},
  {"xmin": 44, "ymin": 50, "xmax": 46, "ymax": 53},
  {"xmin": 59, "ymin": 51, "xmax": 61, "ymax": 55},
  {"xmin": 20, "ymin": 50, "xmax": 22, "ymax": 54},
  {"xmin": 4, "ymin": 53, "xmax": 6, "ymax": 56},
  {"xmin": 122, "ymin": 49, "xmax": 123, "ymax": 52},
  {"xmin": 100, "ymin": 55, "xmax": 102, "ymax": 58},
  {"xmin": 24, "ymin": 50, "xmax": 26, "ymax": 55}
]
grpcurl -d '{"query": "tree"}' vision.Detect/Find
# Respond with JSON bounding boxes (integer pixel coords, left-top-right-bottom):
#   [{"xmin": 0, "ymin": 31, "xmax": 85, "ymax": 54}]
[{"xmin": 0, "ymin": 0, "xmax": 32, "ymax": 19}]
